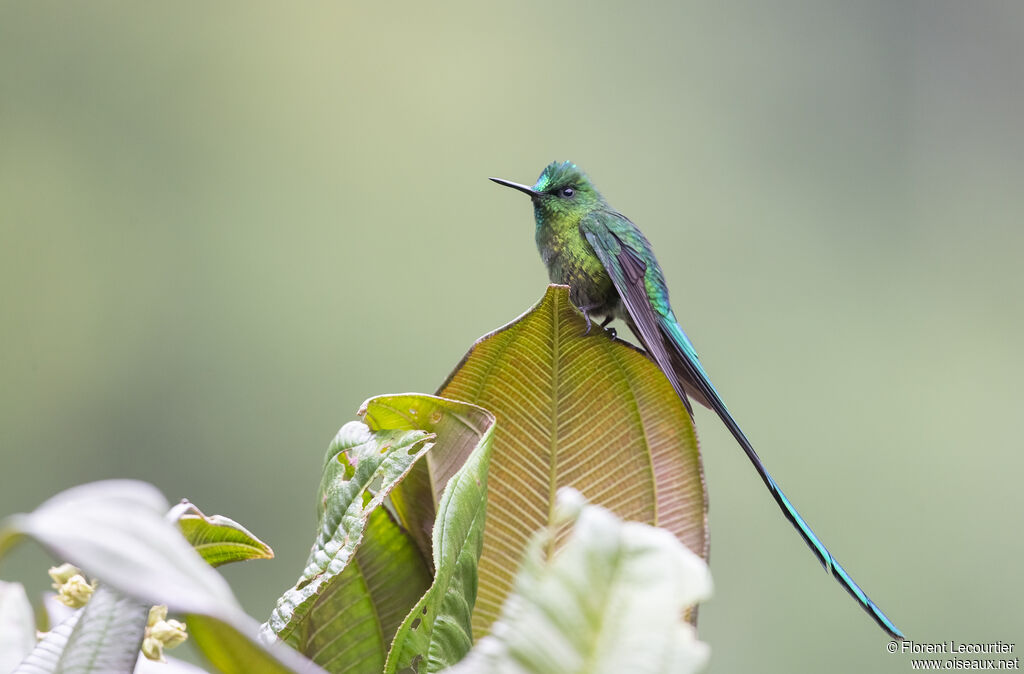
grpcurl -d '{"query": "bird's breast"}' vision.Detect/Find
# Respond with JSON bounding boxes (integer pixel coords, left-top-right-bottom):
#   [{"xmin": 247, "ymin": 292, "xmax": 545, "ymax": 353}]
[{"xmin": 536, "ymin": 225, "xmax": 617, "ymax": 312}]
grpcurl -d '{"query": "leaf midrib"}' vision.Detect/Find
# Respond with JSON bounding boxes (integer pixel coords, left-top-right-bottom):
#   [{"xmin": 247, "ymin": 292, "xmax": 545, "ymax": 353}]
[{"xmin": 544, "ymin": 292, "xmax": 562, "ymax": 558}]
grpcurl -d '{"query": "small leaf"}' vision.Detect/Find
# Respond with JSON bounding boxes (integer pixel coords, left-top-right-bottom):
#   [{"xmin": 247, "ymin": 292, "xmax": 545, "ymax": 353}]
[
  {"xmin": 171, "ymin": 501, "xmax": 274, "ymax": 567},
  {"xmin": 0, "ymin": 581, "xmax": 36, "ymax": 672},
  {"xmin": 443, "ymin": 489, "xmax": 712, "ymax": 674},
  {"xmin": 437, "ymin": 285, "xmax": 708, "ymax": 637}
]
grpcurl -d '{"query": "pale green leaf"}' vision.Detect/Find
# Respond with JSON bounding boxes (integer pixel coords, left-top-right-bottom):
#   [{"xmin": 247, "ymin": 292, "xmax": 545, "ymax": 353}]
[{"xmin": 444, "ymin": 489, "xmax": 712, "ymax": 674}]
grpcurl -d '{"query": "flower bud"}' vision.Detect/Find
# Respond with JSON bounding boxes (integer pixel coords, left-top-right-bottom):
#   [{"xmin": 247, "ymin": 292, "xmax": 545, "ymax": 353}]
[
  {"xmin": 141, "ymin": 636, "xmax": 164, "ymax": 662},
  {"xmin": 142, "ymin": 605, "xmax": 188, "ymax": 661},
  {"xmin": 47, "ymin": 563, "xmax": 80, "ymax": 588},
  {"xmin": 56, "ymin": 574, "xmax": 95, "ymax": 608},
  {"xmin": 151, "ymin": 618, "xmax": 188, "ymax": 649}
]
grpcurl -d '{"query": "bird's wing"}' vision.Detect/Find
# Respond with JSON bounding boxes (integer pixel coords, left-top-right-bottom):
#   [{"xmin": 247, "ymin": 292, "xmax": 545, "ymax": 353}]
[
  {"xmin": 578, "ymin": 210, "xmax": 708, "ymax": 414},
  {"xmin": 579, "ymin": 209, "xmax": 905, "ymax": 640}
]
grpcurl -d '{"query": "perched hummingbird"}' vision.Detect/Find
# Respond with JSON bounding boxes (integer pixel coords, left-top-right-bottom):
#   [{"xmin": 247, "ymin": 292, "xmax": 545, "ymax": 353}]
[{"xmin": 490, "ymin": 161, "xmax": 903, "ymax": 640}]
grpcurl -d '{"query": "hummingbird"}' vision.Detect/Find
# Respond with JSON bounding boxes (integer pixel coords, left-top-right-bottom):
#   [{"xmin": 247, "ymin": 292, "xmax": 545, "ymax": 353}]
[{"xmin": 490, "ymin": 161, "xmax": 903, "ymax": 640}]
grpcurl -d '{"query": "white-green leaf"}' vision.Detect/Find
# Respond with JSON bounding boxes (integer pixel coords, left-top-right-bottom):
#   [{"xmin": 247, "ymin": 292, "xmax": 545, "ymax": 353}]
[
  {"xmin": 0, "ymin": 480, "xmax": 235, "ymax": 616},
  {"xmin": 60, "ymin": 586, "xmax": 147, "ymax": 674},
  {"xmin": 0, "ymin": 480, "xmax": 325, "ymax": 674},
  {"xmin": 15, "ymin": 611, "xmax": 81, "ymax": 674},
  {"xmin": 0, "ymin": 581, "xmax": 36, "ymax": 672},
  {"xmin": 443, "ymin": 489, "xmax": 712, "ymax": 674},
  {"xmin": 15, "ymin": 585, "xmax": 147, "ymax": 674}
]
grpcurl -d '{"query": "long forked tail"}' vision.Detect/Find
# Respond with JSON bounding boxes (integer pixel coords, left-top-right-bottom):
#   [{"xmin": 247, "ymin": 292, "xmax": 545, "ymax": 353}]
[
  {"xmin": 661, "ymin": 321, "xmax": 904, "ymax": 640},
  {"xmin": 717, "ymin": 403, "xmax": 903, "ymax": 639}
]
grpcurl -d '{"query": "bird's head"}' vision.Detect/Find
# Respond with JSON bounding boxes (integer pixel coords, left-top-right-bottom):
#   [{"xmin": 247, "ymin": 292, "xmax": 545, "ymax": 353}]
[{"xmin": 491, "ymin": 161, "xmax": 605, "ymax": 227}]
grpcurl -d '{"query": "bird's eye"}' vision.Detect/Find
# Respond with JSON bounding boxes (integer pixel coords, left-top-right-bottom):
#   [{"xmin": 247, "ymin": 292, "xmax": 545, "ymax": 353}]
[{"xmin": 559, "ymin": 187, "xmax": 576, "ymax": 198}]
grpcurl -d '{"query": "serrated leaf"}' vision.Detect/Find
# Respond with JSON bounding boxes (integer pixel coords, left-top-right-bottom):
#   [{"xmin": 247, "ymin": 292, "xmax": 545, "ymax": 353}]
[
  {"xmin": 266, "ymin": 395, "xmax": 495, "ymax": 674},
  {"xmin": 382, "ymin": 397, "xmax": 494, "ymax": 674},
  {"xmin": 171, "ymin": 501, "xmax": 274, "ymax": 567},
  {"xmin": 0, "ymin": 581, "xmax": 36, "ymax": 672},
  {"xmin": 1, "ymin": 480, "xmax": 326, "ymax": 674},
  {"xmin": 443, "ymin": 489, "xmax": 712, "ymax": 674},
  {"xmin": 437, "ymin": 285, "xmax": 708, "ymax": 637},
  {"xmin": 287, "ymin": 508, "xmax": 430, "ymax": 673}
]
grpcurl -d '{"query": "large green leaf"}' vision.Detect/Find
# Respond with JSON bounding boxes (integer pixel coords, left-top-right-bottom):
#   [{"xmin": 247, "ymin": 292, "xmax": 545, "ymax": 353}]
[
  {"xmin": 382, "ymin": 397, "xmax": 494, "ymax": 674},
  {"xmin": 438, "ymin": 284, "xmax": 708, "ymax": 637},
  {"xmin": 443, "ymin": 489, "xmax": 712, "ymax": 674},
  {"xmin": 266, "ymin": 394, "xmax": 493, "ymax": 674},
  {"xmin": 0, "ymin": 480, "xmax": 325, "ymax": 674}
]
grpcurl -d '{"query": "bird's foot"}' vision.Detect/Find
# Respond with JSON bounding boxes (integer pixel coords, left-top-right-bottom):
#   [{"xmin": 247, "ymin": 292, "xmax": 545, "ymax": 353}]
[
  {"xmin": 577, "ymin": 303, "xmax": 601, "ymax": 336},
  {"xmin": 578, "ymin": 305, "xmax": 616, "ymax": 337}
]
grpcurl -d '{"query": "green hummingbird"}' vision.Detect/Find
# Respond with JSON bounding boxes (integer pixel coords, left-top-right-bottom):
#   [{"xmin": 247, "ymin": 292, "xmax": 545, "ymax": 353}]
[{"xmin": 490, "ymin": 161, "xmax": 903, "ymax": 640}]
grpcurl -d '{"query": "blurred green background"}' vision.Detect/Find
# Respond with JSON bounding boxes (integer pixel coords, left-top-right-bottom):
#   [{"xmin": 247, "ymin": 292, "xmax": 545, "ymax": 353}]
[{"xmin": 2, "ymin": 2, "xmax": 1022, "ymax": 672}]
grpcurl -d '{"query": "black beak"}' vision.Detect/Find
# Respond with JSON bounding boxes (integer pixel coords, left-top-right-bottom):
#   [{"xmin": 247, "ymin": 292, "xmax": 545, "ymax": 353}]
[{"xmin": 489, "ymin": 177, "xmax": 538, "ymax": 198}]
